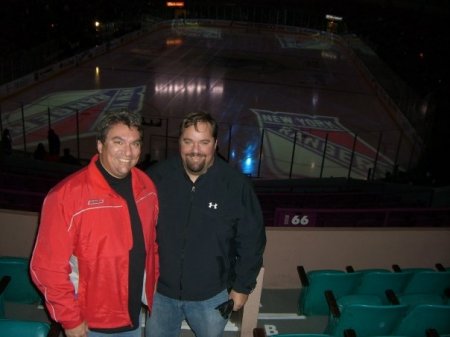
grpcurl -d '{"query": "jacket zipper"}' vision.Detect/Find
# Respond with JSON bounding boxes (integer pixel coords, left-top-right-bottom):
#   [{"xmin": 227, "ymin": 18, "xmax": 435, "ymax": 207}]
[{"xmin": 179, "ymin": 184, "xmax": 196, "ymax": 298}]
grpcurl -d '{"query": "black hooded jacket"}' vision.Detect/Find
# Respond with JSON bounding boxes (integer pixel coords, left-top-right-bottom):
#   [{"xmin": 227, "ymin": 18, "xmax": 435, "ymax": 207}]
[{"xmin": 147, "ymin": 155, "xmax": 266, "ymax": 300}]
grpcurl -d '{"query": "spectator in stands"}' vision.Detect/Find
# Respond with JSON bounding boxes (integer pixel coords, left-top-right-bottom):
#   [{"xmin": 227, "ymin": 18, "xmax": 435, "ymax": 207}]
[
  {"xmin": 47, "ymin": 128, "xmax": 61, "ymax": 159},
  {"xmin": 1, "ymin": 128, "xmax": 12, "ymax": 155},
  {"xmin": 60, "ymin": 147, "xmax": 81, "ymax": 165},
  {"xmin": 33, "ymin": 143, "xmax": 48, "ymax": 160},
  {"xmin": 145, "ymin": 111, "xmax": 266, "ymax": 337},
  {"xmin": 30, "ymin": 110, "xmax": 159, "ymax": 337}
]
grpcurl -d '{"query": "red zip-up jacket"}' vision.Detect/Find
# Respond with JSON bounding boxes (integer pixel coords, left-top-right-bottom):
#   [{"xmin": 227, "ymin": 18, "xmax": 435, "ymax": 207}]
[{"xmin": 30, "ymin": 155, "xmax": 159, "ymax": 330}]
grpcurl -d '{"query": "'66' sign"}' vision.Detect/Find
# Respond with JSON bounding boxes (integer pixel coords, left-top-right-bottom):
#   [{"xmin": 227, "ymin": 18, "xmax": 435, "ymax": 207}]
[{"xmin": 274, "ymin": 208, "xmax": 316, "ymax": 227}]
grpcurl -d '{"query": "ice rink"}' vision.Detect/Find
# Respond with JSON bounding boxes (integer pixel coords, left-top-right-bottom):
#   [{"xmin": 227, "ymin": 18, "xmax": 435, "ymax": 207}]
[{"xmin": 1, "ymin": 20, "xmax": 420, "ymax": 180}]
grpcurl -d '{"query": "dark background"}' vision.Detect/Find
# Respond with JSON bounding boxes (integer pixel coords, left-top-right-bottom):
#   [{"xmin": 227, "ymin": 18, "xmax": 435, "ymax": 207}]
[{"xmin": 1, "ymin": 0, "xmax": 449, "ymax": 185}]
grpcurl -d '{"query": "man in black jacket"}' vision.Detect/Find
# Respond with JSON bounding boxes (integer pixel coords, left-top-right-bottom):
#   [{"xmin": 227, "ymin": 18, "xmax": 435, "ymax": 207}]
[{"xmin": 145, "ymin": 111, "xmax": 266, "ymax": 337}]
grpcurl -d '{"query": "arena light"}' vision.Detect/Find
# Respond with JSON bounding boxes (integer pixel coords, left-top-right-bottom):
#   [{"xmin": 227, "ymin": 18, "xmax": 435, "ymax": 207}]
[
  {"xmin": 325, "ymin": 14, "xmax": 343, "ymax": 21},
  {"xmin": 166, "ymin": 1, "xmax": 184, "ymax": 7},
  {"xmin": 94, "ymin": 20, "xmax": 101, "ymax": 32},
  {"xmin": 166, "ymin": 37, "xmax": 183, "ymax": 46}
]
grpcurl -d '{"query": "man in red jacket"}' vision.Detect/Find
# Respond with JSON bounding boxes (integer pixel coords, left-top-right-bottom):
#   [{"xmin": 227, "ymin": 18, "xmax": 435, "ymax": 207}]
[{"xmin": 30, "ymin": 110, "xmax": 159, "ymax": 337}]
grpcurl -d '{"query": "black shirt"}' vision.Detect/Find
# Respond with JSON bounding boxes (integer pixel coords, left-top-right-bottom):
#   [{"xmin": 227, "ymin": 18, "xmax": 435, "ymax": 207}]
[{"xmin": 92, "ymin": 160, "xmax": 146, "ymax": 332}]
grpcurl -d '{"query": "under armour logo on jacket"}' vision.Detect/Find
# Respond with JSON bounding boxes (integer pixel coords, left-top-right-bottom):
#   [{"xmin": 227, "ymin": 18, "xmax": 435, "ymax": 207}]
[{"xmin": 208, "ymin": 202, "xmax": 218, "ymax": 209}]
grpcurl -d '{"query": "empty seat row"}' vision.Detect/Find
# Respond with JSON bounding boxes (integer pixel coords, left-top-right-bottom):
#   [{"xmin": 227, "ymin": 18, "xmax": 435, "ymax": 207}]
[
  {"xmin": 297, "ymin": 265, "xmax": 450, "ymax": 316},
  {"xmin": 324, "ymin": 289, "xmax": 450, "ymax": 337},
  {"xmin": 0, "ymin": 268, "xmax": 61, "ymax": 337}
]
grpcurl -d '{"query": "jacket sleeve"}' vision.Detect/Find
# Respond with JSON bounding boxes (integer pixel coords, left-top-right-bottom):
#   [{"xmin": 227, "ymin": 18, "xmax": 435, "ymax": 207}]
[
  {"xmin": 231, "ymin": 180, "xmax": 266, "ymax": 294},
  {"xmin": 30, "ymin": 189, "xmax": 84, "ymax": 329}
]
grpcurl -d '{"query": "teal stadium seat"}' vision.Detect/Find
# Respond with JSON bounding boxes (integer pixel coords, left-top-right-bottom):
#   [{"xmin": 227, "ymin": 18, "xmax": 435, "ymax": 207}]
[
  {"xmin": 0, "ymin": 319, "xmax": 50, "ymax": 337},
  {"xmin": 324, "ymin": 290, "xmax": 409, "ymax": 337},
  {"xmin": 392, "ymin": 304, "xmax": 450, "ymax": 337},
  {"xmin": 297, "ymin": 266, "xmax": 363, "ymax": 316},
  {"xmin": 351, "ymin": 270, "xmax": 413, "ymax": 304},
  {"xmin": 401, "ymin": 270, "xmax": 450, "ymax": 295},
  {"xmin": 0, "ymin": 256, "xmax": 42, "ymax": 304},
  {"xmin": 0, "ymin": 276, "xmax": 11, "ymax": 318},
  {"xmin": 393, "ymin": 270, "xmax": 450, "ymax": 307},
  {"xmin": 335, "ymin": 292, "xmax": 383, "ymax": 311}
]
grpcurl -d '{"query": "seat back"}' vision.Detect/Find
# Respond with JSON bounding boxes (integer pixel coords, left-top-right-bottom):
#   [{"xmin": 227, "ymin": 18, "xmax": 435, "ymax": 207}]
[
  {"xmin": 326, "ymin": 303, "xmax": 409, "ymax": 337},
  {"xmin": 392, "ymin": 304, "xmax": 450, "ymax": 337},
  {"xmin": 398, "ymin": 292, "xmax": 447, "ymax": 307},
  {"xmin": 0, "ymin": 276, "xmax": 11, "ymax": 318},
  {"xmin": 402, "ymin": 271, "xmax": 450, "ymax": 295},
  {"xmin": 299, "ymin": 271, "xmax": 363, "ymax": 315},
  {"xmin": 0, "ymin": 257, "xmax": 42, "ymax": 304},
  {"xmin": 0, "ymin": 319, "xmax": 50, "ymax": 337},
  {"xmin": 354, "ymin": 271, "xmax": 413, "ymax": 302}
]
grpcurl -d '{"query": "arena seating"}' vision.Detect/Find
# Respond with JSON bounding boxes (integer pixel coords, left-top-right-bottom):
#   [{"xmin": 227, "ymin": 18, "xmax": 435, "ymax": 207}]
[
  {"xmin": 324, "ymin": 289, "xmax": 409, "ymax": 336},
  {"xmin": 0, "ymin": 257, "xmax": 42, "ymax": 305},
  {"xmin": 0, "ymin": 318, "xmax": 61, "ymax": 337},
  {"xmin": 391, "ymin": 304, "xmax": 450, "ymax": 337},
  {"xmin": 297, "ymin": 266, "xmax": 363, "ymax": 316},
  {"xmin": 294, "ymin": 264, "xmax": 450, "ymax": 336}
]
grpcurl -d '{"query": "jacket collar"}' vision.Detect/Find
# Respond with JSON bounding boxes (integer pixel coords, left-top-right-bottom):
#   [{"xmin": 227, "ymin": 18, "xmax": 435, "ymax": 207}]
[{"xmin": 86, "ymin": 154, "xmax": 144, "ymax": 195}]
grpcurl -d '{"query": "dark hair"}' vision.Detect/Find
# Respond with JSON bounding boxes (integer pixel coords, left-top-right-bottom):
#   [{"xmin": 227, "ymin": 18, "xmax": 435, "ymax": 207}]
[
  {"xmin": 96, "ymin": 110, "xmax": 143, "ymax": 143},
  {"xmin": 179, "ymin": 111, "xmax": 218, "ymax": 139}
]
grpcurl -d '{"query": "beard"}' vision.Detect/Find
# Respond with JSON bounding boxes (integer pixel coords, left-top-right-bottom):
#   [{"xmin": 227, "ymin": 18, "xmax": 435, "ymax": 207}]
[{"xmin": 185, "ymin": 153, "xmax": 207, "ymax": 174}]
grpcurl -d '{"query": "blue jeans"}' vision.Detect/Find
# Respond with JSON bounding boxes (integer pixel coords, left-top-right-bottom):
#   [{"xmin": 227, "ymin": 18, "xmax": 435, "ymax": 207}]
[
  {"xmin": 145, "ymin": 290, "xmax": 229, "ymax": 337},
  {"xmin": 88, "ymin": 327, "xmax": 142, "ymax": 337}
]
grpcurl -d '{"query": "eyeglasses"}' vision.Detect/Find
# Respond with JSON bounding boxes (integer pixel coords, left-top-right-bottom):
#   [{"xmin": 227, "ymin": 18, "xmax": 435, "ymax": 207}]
[{"xmin": 215, "ymin": 299, "xmax": 234, "ymax": 319}]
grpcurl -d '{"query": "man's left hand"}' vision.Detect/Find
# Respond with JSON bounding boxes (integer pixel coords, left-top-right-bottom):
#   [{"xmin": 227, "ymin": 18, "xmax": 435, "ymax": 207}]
[{"xmin": 229, "ymin": 290, "xmax": 248, "ymax": 311}]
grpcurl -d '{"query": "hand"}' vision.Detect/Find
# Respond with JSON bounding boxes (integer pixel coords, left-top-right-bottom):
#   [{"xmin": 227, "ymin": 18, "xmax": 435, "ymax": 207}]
[
  {"xmin": 64, "ymin": 321, "xmax": 88, "ymax": 337},
  {"xmin": 229, "ymin": 290, "xmax": 249, "ymax": 311}
]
